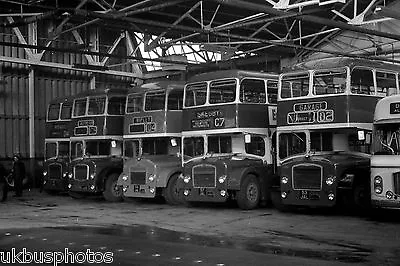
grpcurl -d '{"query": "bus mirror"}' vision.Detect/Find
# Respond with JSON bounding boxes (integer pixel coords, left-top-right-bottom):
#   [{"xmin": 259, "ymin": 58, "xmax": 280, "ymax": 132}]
[
  {"xmin": 170, "ymin": 138, "xmax": 178, "ymax": 147},
  {"xmin": 111, "ymin": 140, "xmax": 117, "ymax": 148},
  {"xmin": 245, "ymin": 134, "xmax": 251, "ymax": 144},
  {"xmin": 357, "ymin": 130, "xmax": 365, "ymax": 141}
]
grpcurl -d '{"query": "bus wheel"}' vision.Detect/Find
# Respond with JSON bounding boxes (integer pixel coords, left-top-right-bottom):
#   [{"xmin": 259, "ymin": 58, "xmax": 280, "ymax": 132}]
[
  {"xmin": 164, "ymin": 174, "xmax": 183, "ymax": 205},
  {"xmin": 103, "ymin": 174, "xmax": 123, "ymax": 202},
  {"xmin": 237, "ymin": 175, "xmax": 260, "ymax": 210}
]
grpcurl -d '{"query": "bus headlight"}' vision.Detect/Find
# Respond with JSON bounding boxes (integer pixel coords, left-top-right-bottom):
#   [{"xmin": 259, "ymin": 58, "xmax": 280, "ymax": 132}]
[
  {"xmin": 148, "ymin": 175, "xmax": 155, "ymax": 182},
  {"xmin": 123, "ymin": 187, "xmax": 127, "ymax": 192},
  {"xmin": 63, "ymin": 172, "xmax": 68, "ymax": 178},
  {"xmin": 326, "ymin": 176, "xmax": 335, "ymax": 186},
  {"xmin": 183, "ymin": 189, "xmax": 190, "ymax": 196},
  {"xmin": 386, "ymin": 191, "xmax": 394, "ymax": 199},
  {"xmin": 122, "ymin": 174, "xmax": 128, "ymax": 182},
  {"xmin": 220, "ymin": 190, "xmax": 226, "ymax": 197},
  {"xmin": 90, "ymin": 173, "xmax": 95, "ymax": 180},
  {"xmin": 281, "ymin": 191, "xmax": 287, "ymax": 199},
  {"xmin": 90, "ymin": 185, "xmax": 95, "ymax": 190},
  {"xmin": 328, "ymin": 193, "xmax": 335, "ymax": 201},
  {"xmin": 281, "ymin": 176, "xmax": 289, "ymax": 184},
  {"xmin": 374, "ymin": 176, "xmax": 382, "ymax": 185},
  {"xmin": 375, "ymin": 186, "xmax": 383, "ymax": 194},
  {"xmin": 68, "ymin": 184, "xmax": 72, "ymax": 189},
  {"xmin": 183, "ymin": 175, "xmax": 191, "ymax": 184},
  {"xmin": 43, "ymin": 171, "xmax": 48, "ymax": 176},
  {"xmin": 68, "ymin": 173, "xmax": 73, "ymax": 179},
  {"xmin": 374, "ymin": 176, "xmax": 383, "ymax": 194},
  {"xmin": 149, "ymin": 187, "xmax": 155, "ymax": 194},
  {"xmin": 218, "ymin": 175, "xmax": 227, "ymax": 184}
]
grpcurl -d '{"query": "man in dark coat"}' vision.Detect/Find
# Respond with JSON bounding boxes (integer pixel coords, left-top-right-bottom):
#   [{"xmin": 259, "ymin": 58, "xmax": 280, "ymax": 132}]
[
  {"xmin": 12, "ymin": 154, "xmax": 25, "ymax": 197},
  {"xmin": 0, "ymin": 162, "xmax": 7, "ymax": 202}
]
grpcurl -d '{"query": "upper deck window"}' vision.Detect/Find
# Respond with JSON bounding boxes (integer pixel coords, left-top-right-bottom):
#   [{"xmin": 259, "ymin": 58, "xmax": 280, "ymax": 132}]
[
  {"xmin": 167, "ymin": 89, "xmax": 183, "ymax": 110},
  {"xmin": 240, "ymin": 79, "xmax": 266, "ymax": 104},
  {"xmin": 376, "ymin": 71, "xmax": 397, "ymax": 97},
  {"xmin": 145, "ymin": 91, "xmax": 166, "ymax": 111},
  {"xmin": 48, "ymin": 103, "xmax": 60, "ymax": 121},
  {"xmin": 209, "ymin": 79, "xmax": 236, "ymax": 104},
  {"xmin": 245, "ymin": 136, "xmax": 265, "ymax": 156},
  {"xmin": 208, "ymin": 136, "xmax": 232, "ymax": 153},
  {"xmin": 73, "ymin": 98, "xmax": 87, "ymax": 117},
  {"xmin": 280, "ymin": 73, "xmax": 309, "ymax": 99},
  {"xmin": 185, "ymin": 83, "xmax": 207, "ymax": 107},
  {"xmin": 267, "ymin": 80, "xmax": 278, "ymax": 104},
  {"xmin": 88, "ymin": 96, "xmax": 106, "ymax": 115},
  {"xmin": 313, "ymin": 69, "xmax": 346, "ymax": 95},
  {"xmin": 60, "ymin": 103, "xmax": 72, "ymax": 120},
  {"xmin": 350, "ymin": 68, "xmax": 374, "ymax": 95},
  {"xmin": 126, "ymin": 94, "xmax": 142, "ymax": 113},
  {"xmin": 108, "ymin": 96, "xmax": 126, "ymax": 115}
]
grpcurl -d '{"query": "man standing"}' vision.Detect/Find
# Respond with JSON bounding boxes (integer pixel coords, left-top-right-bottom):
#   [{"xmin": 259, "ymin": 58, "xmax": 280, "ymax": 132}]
[{"xmin": 12, "ymin": 154, "xmax": 25, "ymax": 197}]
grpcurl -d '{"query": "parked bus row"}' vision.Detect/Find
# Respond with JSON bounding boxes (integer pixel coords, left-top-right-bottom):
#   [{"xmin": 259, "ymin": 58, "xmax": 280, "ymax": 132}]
[{"xmin": 42, "ymin": 57, "xmax": 400, "ymax": 211}]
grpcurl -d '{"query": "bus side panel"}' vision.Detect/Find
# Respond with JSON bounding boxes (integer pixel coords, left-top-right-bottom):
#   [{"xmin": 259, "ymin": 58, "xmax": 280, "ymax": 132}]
[
  {"xmin": 165, "ymin": 111, "xmax": 183, "ymax": 134},
  {"xmin": 347, "ymin": 96, "xmax": 381, "ymax": 124},
  {"xmin": 237, "ymin": 104, "xmax": 271, "ymax": 128}
]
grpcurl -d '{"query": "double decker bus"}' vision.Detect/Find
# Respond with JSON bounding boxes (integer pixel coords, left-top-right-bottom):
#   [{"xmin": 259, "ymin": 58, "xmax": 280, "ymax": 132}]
[
  {"xmin": 371, "ymin": 94, "xmax": 400, "ymax": 209},
  {"xmin": 276, "ymin": 57, "xmax": 399, "ymax": 209},
  {"xmin": 67, "ymin": 88, "xmax": 127, "ymax": 201},
  {"xmin": 42, "ymin": 96, "xmax": 73, "ymax": 192},
  {"xmin": 178, "ymin": 70, "xmax": 278, "ymax": 210},
  {"xmin": 117, "ymin": 81, "xmax": 184, "ymax": 204}
]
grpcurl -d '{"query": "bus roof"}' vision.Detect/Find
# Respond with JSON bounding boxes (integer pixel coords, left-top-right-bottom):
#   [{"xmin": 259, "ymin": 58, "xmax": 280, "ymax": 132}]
[
  {"xmin": 288, "ymin": 57, "xmax": 400, "ymax": 73},
  {"xmin": 374, "ymin": 94, "xmax": 400, "ymax": 124},
  {"xmin": 187, "ymin": 70, "xmax": 278, "ymax": 83},
  {"xmin": 128, "ymin": 80, "xmax": 184, "ymax": 94}
]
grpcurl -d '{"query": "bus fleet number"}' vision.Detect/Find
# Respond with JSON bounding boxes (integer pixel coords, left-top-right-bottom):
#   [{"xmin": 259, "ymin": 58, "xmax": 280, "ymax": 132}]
[{"xmin": 214, "ymin": 117, "xmax": 225, "ymax": 128}]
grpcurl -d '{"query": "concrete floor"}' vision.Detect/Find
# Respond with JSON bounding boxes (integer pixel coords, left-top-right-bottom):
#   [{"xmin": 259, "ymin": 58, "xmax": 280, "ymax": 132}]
[{"xmin": 0, "ymin": 189, "xmax": 399, "ymax": 265}]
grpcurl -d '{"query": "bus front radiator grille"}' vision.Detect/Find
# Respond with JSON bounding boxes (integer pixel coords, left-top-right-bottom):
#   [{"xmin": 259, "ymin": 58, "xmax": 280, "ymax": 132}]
[
  {"xmin": 130, "ymin": 171, "xmax": 146, "ymax": 185},
  {"xmin": 74, "ymin": 165, "xmax": 88, "ymax": 180},
  {"xmin": 193, "ymin": 165, "xmax": 216, "ymax": 188},
  {"xmin": 48, "ymin": 163, "xmax": 62, "ymax": 179},
  {"xmin": 292, "ymin": 165, "xmax": 322, "ymax": 190}
]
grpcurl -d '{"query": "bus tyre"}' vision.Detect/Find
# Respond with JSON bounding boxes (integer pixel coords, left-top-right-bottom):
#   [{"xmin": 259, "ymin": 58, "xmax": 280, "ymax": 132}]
[
  {"xmin": 103, "ymin": 173, "xmax": 123, "ymax": 202},
  {"xmin": 237, "ymin": 175, "xmax": 260, "ymax": 210},
  {"xmin": 164, "ymin": 174, "xmax": 183, "ymax": 205}
]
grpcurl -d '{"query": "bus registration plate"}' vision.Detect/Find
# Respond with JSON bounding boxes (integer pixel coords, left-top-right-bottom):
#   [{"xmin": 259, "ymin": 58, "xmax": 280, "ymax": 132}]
[{"xmin": 300, "ymin": 190, "xmax": 309, "ymax": 200}]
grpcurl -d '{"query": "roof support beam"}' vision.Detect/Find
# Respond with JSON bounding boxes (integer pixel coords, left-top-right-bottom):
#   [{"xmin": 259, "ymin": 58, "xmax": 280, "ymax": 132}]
[{"xmin": 210, "ymin": 0, "xmax": 400, "ymax": 41}]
